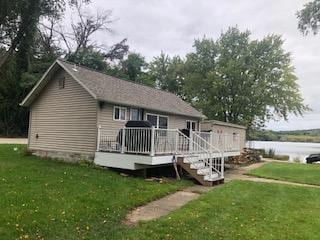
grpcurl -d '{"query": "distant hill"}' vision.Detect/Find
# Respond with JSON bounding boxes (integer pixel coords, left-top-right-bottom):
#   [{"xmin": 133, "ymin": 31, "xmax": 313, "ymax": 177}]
[{"xmin": 250, "ymin": 129, "xmax": 320, "ymax": 143}]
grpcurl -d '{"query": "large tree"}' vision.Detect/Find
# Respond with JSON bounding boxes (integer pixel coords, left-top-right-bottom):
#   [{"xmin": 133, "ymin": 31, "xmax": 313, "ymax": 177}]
[
  {"xmin": 183, "ymin": 27, "xmax": 309, "ymax": 128},
  {"xmin": 149, "ymin": 52, "xmax": 185, "ymax": 96},
  {"xmin": 0, "ymin": 0, "xmax": 72, "ymax": 136},
  {"xmin": 297, "ymin": 0, "xmax": 320, "ymax": 35}
]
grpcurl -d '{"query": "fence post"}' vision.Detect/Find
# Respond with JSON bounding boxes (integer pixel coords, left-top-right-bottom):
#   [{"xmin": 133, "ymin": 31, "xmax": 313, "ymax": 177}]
[
  {"xmin": 121, "ymin": 127, "xmax": 126, "ymax": 154},
  {"xmin": 150, "ymin": 126, "xmax": 155, "ymax": 156},
  {"xmin": 96, "ymin": 125, "xmax": 101, "ymax": 151}
]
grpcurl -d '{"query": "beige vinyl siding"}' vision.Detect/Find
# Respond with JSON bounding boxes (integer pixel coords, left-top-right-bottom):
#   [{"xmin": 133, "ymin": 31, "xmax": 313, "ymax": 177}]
[
  {"xmin": 97, "ymin": 104, "xmax": 201, "ymax": 139},
  {"xmin": 97, "ymin": 103, "xmax": 129, "ymax": 138},
  {"xmin": 29, "ymin": 68, "xmax": 97, "ymax": 155},
  {"xmin": 144, "ymin": 110, "xmax": 200, "ymax": 130}
]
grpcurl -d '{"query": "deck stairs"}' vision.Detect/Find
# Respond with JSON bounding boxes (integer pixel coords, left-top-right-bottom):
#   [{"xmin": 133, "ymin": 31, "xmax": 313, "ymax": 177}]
[{"xmin": 176, "ymin": 131, "xmax": 225, "ymax": 186}]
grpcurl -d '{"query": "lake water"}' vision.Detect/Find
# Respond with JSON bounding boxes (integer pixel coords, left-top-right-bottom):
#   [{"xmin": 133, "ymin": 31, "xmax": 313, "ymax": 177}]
[{"xmin": 248, "ymin": 141, "xmax": 320, "ymax": 163}]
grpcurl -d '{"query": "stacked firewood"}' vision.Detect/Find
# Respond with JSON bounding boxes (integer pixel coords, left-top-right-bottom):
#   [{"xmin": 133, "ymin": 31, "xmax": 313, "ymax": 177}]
[{"xmin": 226, "ymin": 148, "xmax": 261, "ymax": 165}]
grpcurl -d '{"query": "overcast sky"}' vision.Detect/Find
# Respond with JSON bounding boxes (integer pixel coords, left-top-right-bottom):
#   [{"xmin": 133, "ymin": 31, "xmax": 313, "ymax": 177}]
[{"xmin": 83, "ymin": 0, "xmax": 319, "ymax": 131}]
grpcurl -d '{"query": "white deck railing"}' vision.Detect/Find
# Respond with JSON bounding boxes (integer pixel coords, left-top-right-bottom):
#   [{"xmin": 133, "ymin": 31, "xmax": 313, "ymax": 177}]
[
  {"xmin": 97, "ymin": 127, "xmax": 241, "ymax": 180},
  {"xmin": 97, "ymin": 127, "xmax": 240, "ymax": 156},
  {"xmin": 194, "ymin": 131, "xmax": 240, "ymax": 153}
]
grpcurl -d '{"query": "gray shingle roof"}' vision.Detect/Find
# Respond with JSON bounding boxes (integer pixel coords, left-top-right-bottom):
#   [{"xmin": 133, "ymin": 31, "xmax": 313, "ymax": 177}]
[{"xmin": 58, "ymin": 60, "xmax": 204, "ymax": 118}]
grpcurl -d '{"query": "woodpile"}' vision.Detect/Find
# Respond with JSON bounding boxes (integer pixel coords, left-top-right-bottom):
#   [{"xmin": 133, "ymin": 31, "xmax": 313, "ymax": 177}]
[{"xmin": 226, "ymin": 148, "xmax": 261, "ymax": 165}]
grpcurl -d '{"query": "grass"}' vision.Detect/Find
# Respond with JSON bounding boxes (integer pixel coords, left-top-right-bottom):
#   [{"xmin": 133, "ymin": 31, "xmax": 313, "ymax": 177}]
[
  {"xmin": 118, "ymin": 181, "xmax": 320, "ymax": 240},
  {"xmin": 248, "ymin": 162, "xmax": 320, "ymax": 185},
  {"xmin": 0, "ymin": 144, "xmax": 190, "ymax": 240},
  {"xmin": 3, "ymin": 144, "xmax": 320, "ymax": 240}
]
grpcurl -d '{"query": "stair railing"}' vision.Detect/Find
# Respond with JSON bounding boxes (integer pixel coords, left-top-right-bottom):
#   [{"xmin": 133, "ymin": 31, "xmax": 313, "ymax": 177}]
[
  {"xmin": 192, "ymin": 131, "xmax": 224, "ymax": 178},
  {"xmin": 177, "ymin": 130, "xmax": 221, "ymax": 179}
]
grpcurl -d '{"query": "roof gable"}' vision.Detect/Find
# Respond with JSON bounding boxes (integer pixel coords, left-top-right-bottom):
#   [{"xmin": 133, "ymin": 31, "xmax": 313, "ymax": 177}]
[{"xmin": 21, "ymin": 59, "xmax": 204, "ymax": 118}]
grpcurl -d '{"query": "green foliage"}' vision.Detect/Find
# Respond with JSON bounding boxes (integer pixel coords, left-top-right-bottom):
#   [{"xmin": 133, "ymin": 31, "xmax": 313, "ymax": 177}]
[
  {"xmin": 297, "ymin": 0, "xmax": 320, "ymax": 35},
  {"xmin": 66, "ymin": 47, "xmax": 108, "ymax": 71},
  {"xmin": 183, "ymin": 27, "xmax": 309, "ymax": 128},
  {"xmin": 104, "ymin": 52, "xmax": 154, "ymax": 86},
  {"xmin": 149, "ymin": 52, "xmax": 185, "ymax": 96},
  {"xmin": 250, "ymin": 128, "xmax": 320, "ymax": 143},
  {"xmin": 0, "ymin": 0, "xmax": 80, "ymax": 136},
  {"xmin": 121, "ymin": 53, "xmax": 149, "ymax": 83}
]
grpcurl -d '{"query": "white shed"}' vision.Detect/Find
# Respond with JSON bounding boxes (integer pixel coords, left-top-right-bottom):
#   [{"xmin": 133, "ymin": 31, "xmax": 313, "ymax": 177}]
[{"xmin": 200, "ymin": 120, "xmax": 247, "ymax": 150}]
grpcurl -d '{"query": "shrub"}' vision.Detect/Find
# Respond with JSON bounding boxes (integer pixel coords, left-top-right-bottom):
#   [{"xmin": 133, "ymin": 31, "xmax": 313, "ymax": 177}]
[
  {"xmin": 273, "ymin": 155, "xmax": 290, "ymax": 161},
  {"xmin": 293, "ymin": 156, "xmax": 302, "ymax": 163}
]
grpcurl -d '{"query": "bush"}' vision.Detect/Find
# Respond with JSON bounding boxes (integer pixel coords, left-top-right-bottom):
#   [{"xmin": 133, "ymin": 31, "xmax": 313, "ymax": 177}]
[
  {"xmin": 255, "ymin": 148, "xmax": 289, "ymax": 161},
  {"xmin": 292, "ymin": 156, "xmax": 302, "ymax": 163},
  {"xmin": 273, "ymin": 155, "xmax": 290, "ymax": 161}
]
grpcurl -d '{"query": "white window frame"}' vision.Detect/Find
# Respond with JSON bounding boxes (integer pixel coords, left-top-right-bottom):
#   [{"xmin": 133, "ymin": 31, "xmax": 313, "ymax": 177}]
[
  {"xmin": 113, "ymin": 106, "xmax": 127, "ymax": 121},
  {"xmin": 146, "ymin": 113, "xmax": 169, "ymax": 129},
  {"xmin": 130, "ymin": 108, "xmax": 141, "ymax": 121},
  {"xmin": 186, "ymin": 120, "xmax": 197, "ymax": 131}
]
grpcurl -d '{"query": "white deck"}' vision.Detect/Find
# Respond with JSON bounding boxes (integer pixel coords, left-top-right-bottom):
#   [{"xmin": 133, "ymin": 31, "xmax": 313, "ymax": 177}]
[
  {"xmin": 94, "ymin": 150, "xmax": 240, "ymax": 170},
  {"xmin": 95, "ymin": 152, "xmax": 174, "ymax": 170},
  {"xmin": 95, "ymin": 127, "xmax": 241, "ymax": 172}
]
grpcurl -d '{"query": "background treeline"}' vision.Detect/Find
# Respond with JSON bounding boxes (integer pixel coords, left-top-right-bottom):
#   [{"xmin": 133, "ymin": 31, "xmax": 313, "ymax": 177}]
[
  {"xmin": 0, "ymin": 0, "xmax": 309, "ymax": 137},
  {"xmin": 250, "ymin": 129, "xmax": 320, "ymax": 143}
]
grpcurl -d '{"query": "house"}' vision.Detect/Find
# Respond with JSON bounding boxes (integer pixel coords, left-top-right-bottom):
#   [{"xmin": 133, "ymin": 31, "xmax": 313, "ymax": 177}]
[
  {"xmin": 200, "ymin": 120, "xmax": 247, "ymax": 151},
  {"xmin": 21, "ymin": 59, "xmax": 242, "ymax": 185}
]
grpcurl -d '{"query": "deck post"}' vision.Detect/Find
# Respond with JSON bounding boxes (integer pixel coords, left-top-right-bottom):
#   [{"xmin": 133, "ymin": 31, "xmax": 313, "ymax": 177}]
[
  {"xmin": 210, "ymin": 131, "xmax": 213, "ymax": 148},
  {"xmin": 150, "ymin": 126, "xmax": 155, "ymax": 156},
  {"xmin": 96, "ymin": 125, "xmax": 101, "ymax": 151},
  {"xmin": 189, "ymin": 129, "xmax": 193, "ymax": 152},
  {"xmin": 175, "ymin": 130, "xmax": 179, "ymax": 154},
  {"xmin": 121, "ymin": 127, "xmax": 126, "ymax": 154}
]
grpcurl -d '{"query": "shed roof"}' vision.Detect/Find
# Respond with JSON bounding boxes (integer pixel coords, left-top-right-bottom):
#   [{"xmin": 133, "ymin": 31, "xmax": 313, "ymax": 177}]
[
  {"xmin": 202, "ymin": 120, "xmax": 247, "ymax": 129},
  {"xmin": 21, "ymin": 59, "xmax": 204, "ymax": 118}
]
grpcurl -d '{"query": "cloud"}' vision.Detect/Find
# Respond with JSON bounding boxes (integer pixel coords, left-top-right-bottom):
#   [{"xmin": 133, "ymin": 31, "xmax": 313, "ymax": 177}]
[{"xmin": 89, "ymin": 0, "xmax": 319, "ymax": 130}]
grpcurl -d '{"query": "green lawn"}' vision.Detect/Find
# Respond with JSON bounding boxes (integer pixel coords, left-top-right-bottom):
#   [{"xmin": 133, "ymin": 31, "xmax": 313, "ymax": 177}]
[
  {"xmin": 0, "ymin": 144, "xmax": 190, "ymax": 240},
  {"xmin": 2, "ymin": 145, "xmax": 320, "ymax": 240},
  {"xmin": 119, "ymin": 181, "xmax": 320, "ymax": 240},
  {"xmin": 248, "ymin": 162, "xmax": 320, "ymax": 185}
]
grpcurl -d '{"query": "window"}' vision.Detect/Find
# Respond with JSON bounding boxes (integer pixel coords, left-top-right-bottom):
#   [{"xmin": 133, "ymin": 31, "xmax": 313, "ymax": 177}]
[
  {"xmin": 146, "ymin": 114, "xmax": 168, "ymax": 129},
  {"xmin": 59, "ymin": 77, "xmax": 65, "ymax": 89},
  {"xmin": 114, "ymin": 106, "xmax": 127, "ymax": 121},
  {"xmin": 130, "ymin": 108, "xmax": 142, "ymax": 120},
  {"xmin": 159, "ymin": 116, "xmax": 168, "ymax": 129},
  {"xmin": 146, "ymin": 114, "xmax": 158, "ymax": 127},
  {"xmin": 186, "ymin": 120, "xmax": 197, "ymax": 131},
  {"xmin": 233, "ymin": 132, "xmax": 238, "ymax": 141}
]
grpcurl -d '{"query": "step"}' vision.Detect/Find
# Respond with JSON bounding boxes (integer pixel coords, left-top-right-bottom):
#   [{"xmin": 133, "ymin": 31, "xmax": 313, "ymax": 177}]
[
  {"xmin": 197, "ymin": 167, "xmax": 211, "ymax": 175},
  {"xmin": 190, "ymin": 162, "xmax": 206, "ymax": 169},
  {"xmin": 204, "ymin": 173, "xmax": 221, "ymax": 181},
  {"xmin": 183, "ymin": 157, "xmax": 200, "ymax": 164}
]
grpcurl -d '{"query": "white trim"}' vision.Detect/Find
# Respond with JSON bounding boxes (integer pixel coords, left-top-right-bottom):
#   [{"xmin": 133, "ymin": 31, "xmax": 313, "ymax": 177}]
[
  {"xmin": 146, "ymin": 113, "xmax": 169, "ymax": 129},
  {"xmin": 113, "ymin": 106, "xmax": 127, "ymax": 121},
  {"xmin": 57, "ymin": 60, "xmax": 97, "ymax": 100},
  {"xmin": 129, "ymin": 107, "xmax": 142, "ymax": 120},
  {"xmin": 20, "ymin": 59, "xmax": 98, "ymax": 107},
  {"xmin": 186, "ymin": 120, "xmax": 197, "ymax": 131},
  {"xmin": 20, "ymin": 60, "xmax": 58, "ymax": 106}
]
